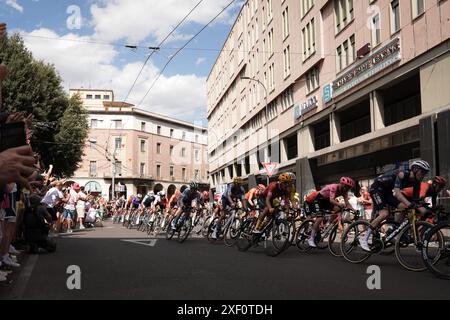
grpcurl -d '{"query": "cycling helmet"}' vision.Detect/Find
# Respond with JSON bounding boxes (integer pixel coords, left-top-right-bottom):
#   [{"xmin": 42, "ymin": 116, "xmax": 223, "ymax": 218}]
[
  {"xmin": 159, "ymin": 191, "xmax": 166, "ymax": 197},
  {"xmin": 203, "ymin": 191, "xmax": 210, "ymax": 198},
  {"xmin": 278, "ymin": 173, "xmax": 293, "ymax": 183},
  {"xmin": 410, "ymin": 160, "xmax": 431, "ymax": 173},
  {"xmin": 340, "ymin": 177, "xmax": 355, "ymax": 189},
  {"xmin": 233, "ymin": 177, "xmax": 244, "ymax": 184},
  {"xmin": 148, "ymin": 191, "xmax": 154, "ymax": 196},
  {"xmin": 137, "ymin": 193, "xmax": 143, "ymax": 198},
  {"xmin": 190, "ymin": 181, "xmax": 199, "ymax": 190},
  {"xmin": 287, "ymin": 172, "xmax": 297, "ymax": 181},
  {"xmin": 433, "ymin": 176, "xmax": 447, "ymax": 187}
]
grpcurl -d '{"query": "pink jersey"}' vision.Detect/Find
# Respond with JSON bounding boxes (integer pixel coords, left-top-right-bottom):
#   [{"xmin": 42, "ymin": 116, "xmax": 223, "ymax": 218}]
[{"xmin": 319, "ymin": 184, "xmax": 346, "ymax": 200}]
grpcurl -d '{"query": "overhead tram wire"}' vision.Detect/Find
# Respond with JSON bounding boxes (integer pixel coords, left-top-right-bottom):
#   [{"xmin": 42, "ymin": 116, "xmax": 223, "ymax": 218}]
[{"xmin": 138, "ymin": 0, "xmax": 239, "ymax": 107}]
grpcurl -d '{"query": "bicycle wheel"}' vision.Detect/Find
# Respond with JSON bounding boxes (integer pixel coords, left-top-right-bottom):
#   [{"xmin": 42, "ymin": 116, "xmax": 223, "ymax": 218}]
[
  {"xmin": 206, "ymin": 218, "xmax": 219, "ymax": 243},
  {"xmin": 178, "ymin": 217, "xmax": 192, "ymax": 243},
  {"xmin": 265, "ymin": 219, "xmax": 290, "ymax": 257},
  {"xmin": 423, "ymin": 223, "xmax": 450, "ymax": 280},
  {"xmin": 201, "ymin": 216, "xmax": 212, "ymax": 238},
  {"xmin": 395, "ymin": 221, "xmax": 443, "ymax": 272},
  {"xmin": 166, "ymin": 217, "xmax": 176, "ymax": 240},
  {"xmin": 295, "ymin": 219, "xmax": 314, "ymax": 253},
  {"xmin": 236, "ymin": 218, "xmax": 255, "ymax": 252},
  {"xmin": 328, "ymin": 221, "xmax": 351, "ymax": 257},
  {"xmin": 224, "ymin": 218, "xmax": 241, "ymax": 247},
  {"xmin": 340, "ymin": 220, "xmax": 373, "ymax": 264}
]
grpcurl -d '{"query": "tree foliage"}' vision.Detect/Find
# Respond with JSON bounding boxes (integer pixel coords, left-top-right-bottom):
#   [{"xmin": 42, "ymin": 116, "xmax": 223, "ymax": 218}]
[{"xmin": 0, "ymin": 33, "xmax": 88, "ymax": 177}]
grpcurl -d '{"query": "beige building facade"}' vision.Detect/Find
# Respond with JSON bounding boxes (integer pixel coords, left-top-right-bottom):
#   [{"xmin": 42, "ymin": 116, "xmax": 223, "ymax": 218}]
[
  {"xmin": 207, "ymin": 0, "xmax": 450, "ymax": 199},
  {"xmin": 70, "ymin": 89, "xmax": 208, "ymax": 200}
]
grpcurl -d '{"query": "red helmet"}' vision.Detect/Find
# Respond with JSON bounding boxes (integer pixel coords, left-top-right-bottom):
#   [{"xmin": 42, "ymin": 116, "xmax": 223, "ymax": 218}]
[
  {"xmin": 203, "ymin": 191, "xmax": 210, "ymax": 198},
  {"xmin": 433, "ymin": 176, "xmax": 447, "ymax": 187},
  {"xmin": 213, "ymin": 193, "xmax": 220, "ymax": 201},
  {"xmin": 340, "ymin": 177, "xmax": 355, "ymax": 189}
]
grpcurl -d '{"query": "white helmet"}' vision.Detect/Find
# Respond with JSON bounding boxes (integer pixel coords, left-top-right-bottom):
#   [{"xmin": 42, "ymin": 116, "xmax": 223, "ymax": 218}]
[
  {"xmin": 410, "ymin": 160, "xmax": 431, "ymax": 173},
  {"xmin": 148, "ymin": 191, "xmax": 154, "ymax": 196},
  {"xmin": 159, "ymin": 191, "xmax": 166, "ymax": 197}
]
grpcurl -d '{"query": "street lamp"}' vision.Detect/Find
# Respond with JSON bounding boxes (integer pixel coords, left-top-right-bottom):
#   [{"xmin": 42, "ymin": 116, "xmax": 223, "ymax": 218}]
[
  {"xmin": 89, "ymin": 139, "xmax": 118, "ymax": 200},
  {"xmin": 241, "ymin": 75, "xmax": 270, "ymax": 184}
]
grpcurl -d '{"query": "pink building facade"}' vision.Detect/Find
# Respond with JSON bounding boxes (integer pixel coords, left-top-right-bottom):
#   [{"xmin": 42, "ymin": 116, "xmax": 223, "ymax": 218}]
[
  {"xmin": 207, "ymin": 0, "xmax": 450, "ymax": 197},
  {"xmin": 70, "ymin": 89, "xmax": 209, "ymax": 200}
]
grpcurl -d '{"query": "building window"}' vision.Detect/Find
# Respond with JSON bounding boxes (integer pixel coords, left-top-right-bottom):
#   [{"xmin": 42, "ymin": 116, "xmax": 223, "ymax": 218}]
[
  {"xmin": 140, "ymin": 163, "xmax": 145, "ymax": 176},
  {"xmin": 269, "ymin": 63, "xmax": 275, "ymax": 91},
  {"xmin": 115, "ymin": 161, "xmax": 122, "ymax": 176},
  {"xmin": 156, "ymin": 165, "xmax": 161, "ymax": 179},
  {"xmin": 170, "ymin": 129, "xmax": 174, "ymax": 138},
  {"xmin": 181, "ymin": 147, "xmax": 186, "ymax": 157},
  {"xmin": 372, "ymin": 14, "xmax": 381, "ymax": 47},
  {"xmin": 86, "ymin": 94, "xmax": 93, "ymax": 99},
  {"xmin": 170, "ymin": 145, "xmax": 174, "ymax": 156},
  {"xmin": 282, "ymin": 7, "xmax": 289, "ymax": 39},
  {"xmin": 302, "ymin": 18, "xmax": 315, "ymax": 60},
  {"xmin": 283, "ymin": 46, "xmax": 291, "ymax": 78},
  {"xmin": 267, "ymin": 0, "xmax": 273, "ymax": 22},
  {"xmin": 195, "ymin": 149, "xmax": 199, "ymax": 162},
  {"xmin": 140, "ymin": 140, "xmax": 146, "ymax": 152},
  {"xmin": 157, "ymin": 126, "xmax": 161, "ymax": 135},
  {"xmin": 182, "ymin": 132, "xmax": 186, "ymax": 140},
  {"xmin": 301, "ymin": 0, "xmax": 315, "ymax": 18},
  {"xmin": 95, "ymin": 95, "xmax": 101, "ymax": 99},
  {"xmin": 268, "ymin": 28, "xmax": 274, "ymax": 58},
  {"xmin": 195, "ymin": 135, "xmax": 199, "ymax": 143},
  {"xmin": 335, "ymin": 0, "xmax": 354, "ymax": 33},
  {"xmin": 141, "ymin": 122, "xmax": 146, "ymax": 131},
  {"xmin": 412, "ymin": 0, "xmax": 424, "ymax": 19},
  {"xmin": 195, "ymin": 170, "xmax": 200, "ymax": 181},
  {"xmin": 89, "ymin": 161, "xmax": 97, "ymax": 177},
  {"xmin": 157, "ymin": 143, "xmax": 161, "ymax": 154},
  {"xmin": 391, "ymin": 0, "xmax": 400, "ymax": 33},
  {"xmin": 89, "ymin": 138, "xmax": 97, "ymax": 149},
  {"xmin": 336, "ymin": 35, "xmax": 355, "ymax": 72},
  {"xmin": 281, "ymin": 86, "xmax": 294, "ymax": 111},
  {"xmin": 307, "ymin": 66, "xmax": 320, "ymax": 93},
  {"xmin": 113, "ymin": 120, "xmax": 122, "ymax": 129},
  {"xmin": 103, "ymin": 95, "xmax": 110, "ymax": 100},
  {"xmin": 182, "ymin": 168, "xmax": 186, "ymax": 181},
  {"xmin": 115, "ymin": 137, "xmax": 122, "ymax": 150},
  {"xmin": 91, "ymin": 119, "xmax": 98, "ymax": 128},
  {"xmin": 170, "ymin": 166, "xmax": 174, "ymax": 177}
]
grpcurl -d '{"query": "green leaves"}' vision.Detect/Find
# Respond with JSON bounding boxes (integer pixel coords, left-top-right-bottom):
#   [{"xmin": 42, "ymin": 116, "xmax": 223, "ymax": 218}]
[{"xmin": 1, "ymin": 33, "xmax": 88, "ymax": 177}]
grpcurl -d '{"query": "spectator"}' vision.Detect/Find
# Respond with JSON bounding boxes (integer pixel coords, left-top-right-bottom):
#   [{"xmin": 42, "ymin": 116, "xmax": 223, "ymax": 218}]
[
  {"xmin": 41, "ymin": 181, "xmax": 64, "ymax": 233},
  {"xmin": 23, "ymin": 194, "xmax": 56, "ymax": 254},
  {"xmin": 358, "ymin": 186, "xmax": 373, "ymax": 220},
  {"xmin": 75, "ymin": 184, "xmax": 87, "ymax": 230},
  {"xmin": 0, "ymin": 183, "xmax": 20, "ymax": 268},
  {"xmin": 62, "ymin": 184, "xmax": 78, "ymax": 233}
]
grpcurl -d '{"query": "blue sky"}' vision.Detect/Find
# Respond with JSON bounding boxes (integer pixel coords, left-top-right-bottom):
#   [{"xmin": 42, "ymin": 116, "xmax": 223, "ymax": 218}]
[{"xmin": 0, "ymin": 0, "xmax": 244, "ymax": 123}]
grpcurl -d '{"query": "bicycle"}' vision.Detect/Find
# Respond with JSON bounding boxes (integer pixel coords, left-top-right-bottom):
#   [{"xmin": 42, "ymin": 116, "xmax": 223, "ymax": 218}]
[
  {"xmin": 206, "ymin": 205, "xmax": 245, "ymax": 247},
  {"xmin": 295, "ymin": 209, "xmax": 358, "ymax": 257},
  {"xmin": 236, "ymin": 208, "xmax": 290, "ymax": 257},
  {"xmin": 341, "ymin": 206, "xmax": 444, "ymax": 271},
  {"xmin": 422, "ymin": 206, "xmax": 450, "ymax": 279},
  {"xmin": 166, "ymin": 207, "xmax": 195, "ymax": 243}
]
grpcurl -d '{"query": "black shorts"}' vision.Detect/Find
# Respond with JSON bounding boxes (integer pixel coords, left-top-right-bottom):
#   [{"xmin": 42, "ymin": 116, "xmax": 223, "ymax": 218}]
[
  {"xmin": 369, "ymin": 186, "xmax": 401, "ymax": 211},
  {"xmin": 132, "ymin": 203, "xmax": 140, "ymax": 210},
  {"xmin": 47, "ymin": 207, "xmax": 58, "ymax": 222},
  {"xmin": 314, "ymin": 194, "xmax": 334, "ymax": 215}
]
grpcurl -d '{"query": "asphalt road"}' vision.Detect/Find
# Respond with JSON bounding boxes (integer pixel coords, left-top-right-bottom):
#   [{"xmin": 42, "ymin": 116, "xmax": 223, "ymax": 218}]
[{"xmin": 1, "ymin": 221, "xmax": 449, "ymax": 300}]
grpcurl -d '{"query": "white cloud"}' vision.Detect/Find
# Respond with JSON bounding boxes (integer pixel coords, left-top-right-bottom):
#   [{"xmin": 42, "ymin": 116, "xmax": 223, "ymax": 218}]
[
  {"xmin": 90, "ymin": 0, "xmax": 240, "ymax": 44},
  {"xmin": 22, "ymin": 29, "xmax": 207, "ymax": 122},
  {"xmin": 196, "ymin": 57, "xmax": 206, "ymax": 66},
  {"xmin": 6, "ymin": 0, "xmax": 23, "ymax": 12}
]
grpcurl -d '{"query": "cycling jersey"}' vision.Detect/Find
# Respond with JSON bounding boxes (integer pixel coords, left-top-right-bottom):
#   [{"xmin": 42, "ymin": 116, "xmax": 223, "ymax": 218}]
[
  {"xmin": 177, "ymin": 188, "xmax": 201, "ymax": 208},
  {"xmin": 370, "ymin": 168, "xmax": 421, "ymax": 211},
  {"xmin": 221, "ymin": 183, "xmax": 246, "ymax": 208},
  {"xmin": 402, "ymin": 182, "xmax": 438, "ymax": 208},
  {"xmin": 261, "ymin": 182, "xmax": 294, "ymax": 208},
  {"xmin": 153, "ymin": 195, "xmax": 168, "ymax": 209}
]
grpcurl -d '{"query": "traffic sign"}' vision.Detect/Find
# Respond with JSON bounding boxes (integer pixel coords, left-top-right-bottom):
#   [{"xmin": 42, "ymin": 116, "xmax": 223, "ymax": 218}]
[{"xmin": 263, "ymin": 163, "xmax": 279, "ymax": 177}]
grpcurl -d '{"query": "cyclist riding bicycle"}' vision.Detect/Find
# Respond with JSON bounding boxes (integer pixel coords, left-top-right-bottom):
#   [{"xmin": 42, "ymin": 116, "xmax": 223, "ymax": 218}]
[
  {"xmin": 152, "ymin": 191, "xmax": 168, "ymax": 212},
  {"xmin": 142, "ymin": 191, "xmax": 155, "ymax": 209},
  {"xmin": 305, "ymin": 177, "xmax": 356, "ymax": 248},
  {"xmin": 359, "ymin": 159, "xmax": 431, "ymax": 252},
  {"xmin": 131, "ymin": 194, "xmax": 143, "ymax": 210},
  {"xmin": 212, "ymin": 177, "xmax": 248, "ymax": 239},
  {"xmin": 245, "ymin": 184, "xmax": 265, "ymax": 211},
  {"xmin": 253, "ymin": 172, "xmax": 296, "ymax": 234},
  {"xmin": 171, "ymin": 181, "xmax": 201, "ymax": 230},
  {"xmin": 402, "ymin": 176, "xmax": 447, "ymax": 209}
]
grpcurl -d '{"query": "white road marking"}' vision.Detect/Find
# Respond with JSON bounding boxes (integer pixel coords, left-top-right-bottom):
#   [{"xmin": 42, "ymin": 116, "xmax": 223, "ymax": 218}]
[{"xmin": 121, "ymin": 239, "xmax": 158, "ymax": 247}]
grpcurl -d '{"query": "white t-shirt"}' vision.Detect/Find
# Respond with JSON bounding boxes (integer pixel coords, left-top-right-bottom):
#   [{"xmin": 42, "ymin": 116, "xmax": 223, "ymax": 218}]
[
  {"xmin": 76, "ymin": 191, "xmax": 87, "ymax": 208},
  {"xmin": 64, "ymin": 189, "xmax": 78, "ymax": 211},
  {"xmin": 41, "ymin": 187, "xmax": 63, "ymax": 208}
]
